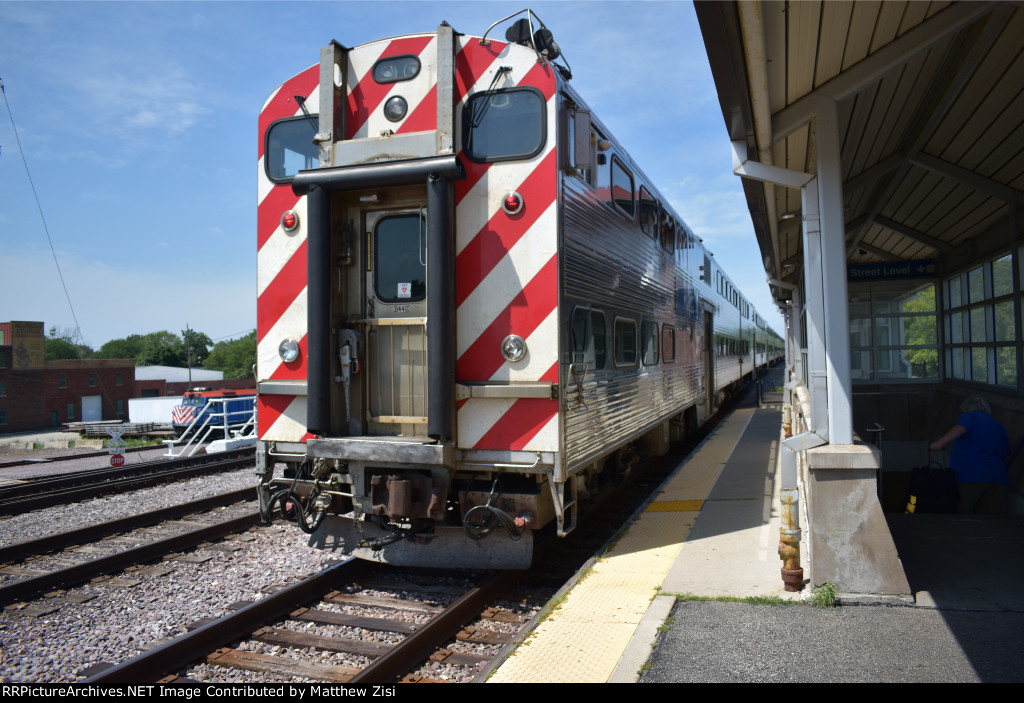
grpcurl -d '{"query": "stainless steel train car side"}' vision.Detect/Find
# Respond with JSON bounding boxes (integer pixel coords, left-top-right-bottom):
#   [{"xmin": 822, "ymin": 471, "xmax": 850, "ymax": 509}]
[{"xmin": 254, "ymin": 13, "xmax": 783, "ymax": 570}]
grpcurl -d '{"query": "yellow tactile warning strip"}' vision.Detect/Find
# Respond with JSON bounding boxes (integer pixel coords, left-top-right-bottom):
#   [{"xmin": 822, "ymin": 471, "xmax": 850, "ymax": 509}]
[
  {"xmin": 489, "ymin": 408, "xmax": 755, "ymax": 683},
  {"xmin": 646, "ymin": 500, "xmax": 703, "ymax": 512}
]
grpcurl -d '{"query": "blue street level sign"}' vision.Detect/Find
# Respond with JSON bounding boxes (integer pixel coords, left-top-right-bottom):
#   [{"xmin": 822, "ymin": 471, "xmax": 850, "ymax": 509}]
[{"xmin": 847, "ymin": 260, "xmax": 935, "ymax": 281}]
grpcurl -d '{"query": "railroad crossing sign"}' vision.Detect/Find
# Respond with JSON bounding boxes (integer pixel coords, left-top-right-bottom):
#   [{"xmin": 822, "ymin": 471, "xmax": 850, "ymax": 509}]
[{"xmin": 106, "ymin": 426, "xmax": 127, "ymax": 469}]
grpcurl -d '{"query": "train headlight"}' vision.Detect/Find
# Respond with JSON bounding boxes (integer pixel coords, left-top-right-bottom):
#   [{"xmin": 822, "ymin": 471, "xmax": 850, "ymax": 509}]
[
  {"xmin": 278, "ymin": 338, "xmax": 300, "ymax": 363},
  {"xmin": 384, "ymin": 96, "xmax": 408, "ymax": 122},
  {"xmin": 501, "ymin": 334, "xmax": 527, "ymax": 363}
]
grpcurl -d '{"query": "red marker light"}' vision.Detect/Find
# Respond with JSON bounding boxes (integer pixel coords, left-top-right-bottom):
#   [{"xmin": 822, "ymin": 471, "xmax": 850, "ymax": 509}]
[
  {"xmin": 281, "ymin": 210, "xmax": 299, "ymax": 232},
  {"xmin": 502, "ymin": 191, "xmax": 524, "ymax": 215}
]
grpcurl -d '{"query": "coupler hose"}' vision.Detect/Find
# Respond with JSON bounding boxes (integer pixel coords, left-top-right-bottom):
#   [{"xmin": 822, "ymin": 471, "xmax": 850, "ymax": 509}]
[{"xmin": 269, "ymin": 469, "xmax": 328, "ymax": 534}]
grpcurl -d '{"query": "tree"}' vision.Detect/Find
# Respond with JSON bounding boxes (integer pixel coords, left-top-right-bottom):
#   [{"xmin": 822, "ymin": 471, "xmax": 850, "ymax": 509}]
[
  {"xmin": 902, "ymin": 284, "xmax": 938, "ymax": 378},
  {"xmin": 204, "ymin": 330, "xmax": 257, "ymax": 380},
  {"xmin": 96, "ymin": 334, "xmax": 146, "ymax": 360},
  {"xmin": 44, "ymin": 325, "xmax": 92, "ymax": 360},
  {"xmin": 134, "ymin": 330, "xmax": 185, "ymax": 366},
  {"xmin": 182, "ymin": 328, "xmax": 213, "ymax": 367}
]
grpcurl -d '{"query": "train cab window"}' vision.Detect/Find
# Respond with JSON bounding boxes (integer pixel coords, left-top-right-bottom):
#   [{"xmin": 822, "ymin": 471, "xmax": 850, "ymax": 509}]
[
  {"xmin": 571, "ymin": 308, "xmax": 607, "ymax": 369},
  {"xmin": 463, "ymin": 88, "xmax": 545, "ymax": 163},
  {"xmin": 639, "ymin": 187, "xmax": 658, "ymax": 239},
  {"xmin": 265, "ymin": 115, "xmax": 319, "ymax": 182},
  {"xmin": 613, "ymin": 318, "xmax": 638, "ymax": 368},
  {"xmin": 641, "ymin": 320, "xmax": 659, "ymax": 366},
  {"xmin": 663, "ymin": 325, "xmax": 676, "ymax": 363},
  {"xmin": 610, "ymin": 157, "xmax": 634, "ymax": 217}
]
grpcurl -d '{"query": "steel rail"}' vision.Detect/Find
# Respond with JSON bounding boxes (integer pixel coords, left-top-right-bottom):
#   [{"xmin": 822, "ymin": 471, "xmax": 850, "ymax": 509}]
[
  {"xmin": 0, "ymin": 487, "xmax": 256, "ymax": 563},
  {"xmin": 84, "ymin": 558, "xmax": 362, "ymax": 683},
  {"xmin": 0, "ymin": 511, "xmax": 261, "ymax": 607},
  {"xmin": 0, "ymin": 455, "xmax": 254, "ymax": 516},
  {"xmin": 0, "ymin": 447, "xmax": 253, "ymax": 498},
  {"xmin": 349, "ymin": 569, "xmax": 516, "ymax": 683}
]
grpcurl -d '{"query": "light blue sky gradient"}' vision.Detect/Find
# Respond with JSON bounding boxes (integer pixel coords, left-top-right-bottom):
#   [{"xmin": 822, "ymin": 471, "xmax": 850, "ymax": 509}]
[{"xmin": 0, "ymin": 0, "xmax": 783, "ymax": 348}]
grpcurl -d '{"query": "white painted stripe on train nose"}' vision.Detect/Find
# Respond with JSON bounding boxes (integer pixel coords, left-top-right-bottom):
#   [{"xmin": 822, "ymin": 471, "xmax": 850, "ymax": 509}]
[
  {"xmin": 455, "ymin": 202, "xmax": 557, "ymax": 358},
  {"xmin": 257, "ymin": 285, "xmax": 307, "ymax": 380}
]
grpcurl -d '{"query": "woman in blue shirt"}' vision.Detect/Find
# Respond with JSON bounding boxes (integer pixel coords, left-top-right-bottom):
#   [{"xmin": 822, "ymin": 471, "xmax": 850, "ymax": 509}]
[{"xmin": 930, "ymin": 397, "xmax": 1011, "ymax": 513}]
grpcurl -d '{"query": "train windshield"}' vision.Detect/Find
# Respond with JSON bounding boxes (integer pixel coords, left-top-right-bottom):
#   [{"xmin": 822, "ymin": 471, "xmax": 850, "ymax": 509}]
[
  {"xmin": 265, "ymin": 115, "xmax": 319, "ymax": 181},
  {"xmin": 463, "ymin": 88, "xmax": 545, "ymax": 162}
]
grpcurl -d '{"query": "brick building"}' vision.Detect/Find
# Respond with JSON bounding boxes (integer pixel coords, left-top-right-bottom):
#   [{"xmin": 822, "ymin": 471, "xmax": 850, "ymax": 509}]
[{"xmin": 0, "ymin": 321, "xmax": 135, "ymax": 433}]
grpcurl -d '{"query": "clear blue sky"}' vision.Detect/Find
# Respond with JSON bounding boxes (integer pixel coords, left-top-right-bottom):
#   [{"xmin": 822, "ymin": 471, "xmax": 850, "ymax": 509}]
[{"xmin": 0, "ymin": 0, "xmax": 784, "ymax": 348}]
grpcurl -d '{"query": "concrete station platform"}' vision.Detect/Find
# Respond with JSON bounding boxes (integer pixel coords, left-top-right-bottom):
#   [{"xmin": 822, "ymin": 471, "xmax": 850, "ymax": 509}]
[{"xmin": 490, "ymin": 390, "xmax": 1024, "ymax": 683}]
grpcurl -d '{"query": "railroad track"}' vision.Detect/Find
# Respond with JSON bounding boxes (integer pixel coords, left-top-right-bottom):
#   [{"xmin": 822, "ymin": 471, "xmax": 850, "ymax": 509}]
[
  {"xmin": 0, "ymin": 491, "xmax": 259, "ymax": 608},
  {"xmin": 85, "ymin": 561, "xmax": 527, "ymax": 684},
  {"xmin": 0, "ymin": 448, "xmax": 255, "ymax": 515}
]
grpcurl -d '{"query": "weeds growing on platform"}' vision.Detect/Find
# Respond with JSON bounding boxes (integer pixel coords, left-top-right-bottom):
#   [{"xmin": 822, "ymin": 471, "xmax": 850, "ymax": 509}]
[{"xmin": 811, "ymin": 582, "xmax": 837, "ymax": 608}]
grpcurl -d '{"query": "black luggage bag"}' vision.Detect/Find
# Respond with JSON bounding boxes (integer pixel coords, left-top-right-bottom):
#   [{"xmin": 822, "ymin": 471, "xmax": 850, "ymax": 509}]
[{"xmin": 904, "ymin": 462, "xmax": 958, "ymax": 514}]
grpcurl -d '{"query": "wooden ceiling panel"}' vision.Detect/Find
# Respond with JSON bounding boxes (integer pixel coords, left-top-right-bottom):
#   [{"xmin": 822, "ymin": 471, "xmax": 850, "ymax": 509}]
[
  {"xmin": 786, "ymin": 0, "xmax": 822, "ymax": 105},
  {"xmin": 897, "ymin": 1, "xmax": 933, "ymax": 37},
  {"xmin": 763, "ymin": 0, "xmax": 789, "ymax": 116},
  {"xmin": 938, "ymin": 19, "xmax": 1024, "ymax": 168},
  {"xmin": 869, "ymin": 1, "xmax": 908, "ymax": 54},
  {"xmin": 842, "ymin": 1, "xmax": 882, "ymax": 71},
  {"xmin": 816, "ymin": 1, "xmax": 854, "ymax": 87},
  {"xmin": 971, "ymin": 90, "xmax": 1024, "ymax": 181},
  {"xmin": 881, "ymin": 49, "xmax": 943, "ymax": 155}
]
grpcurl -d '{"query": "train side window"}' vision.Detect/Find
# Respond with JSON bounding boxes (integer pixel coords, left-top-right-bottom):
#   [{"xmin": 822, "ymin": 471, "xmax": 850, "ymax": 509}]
[
  {"xmin": 661, "ymin": 215, "xmax": 675, "ymax": 255},
  {"xmin": 663, "ymin": 325, "xmax": 676, "ymax": 363},
  {"xmin": 463, "ymin": 87, "xmax": 546, "ymax": 163},
  {"xmin": 641, "ymin": 320, "xmax": 659, "ymax": 366},
  {"xmin": 570, "ymin": 308, "xmax": 607, "ymax": 369},
  {"xmin": 614, "ymin": 317, "xmax": 638, "ymax": 368},
  {"xmin": 610, "ymin": 157, "xmax": 635, "ymax": 218},
  {"xmin": 265, "ymin": 115, "xmax": 319, "ymax": 182},
  {"xmin": 639, "ymin": 187, "xmax": 658, "ymax": 239},
  {"xmin": 592, "ymin": 311, "xmax": 607, "ymax": 369}
]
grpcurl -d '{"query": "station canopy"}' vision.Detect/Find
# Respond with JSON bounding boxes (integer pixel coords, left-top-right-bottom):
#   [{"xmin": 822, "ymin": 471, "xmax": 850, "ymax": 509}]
[{"xmin": 696, "ymin": 1, "xmax": 1024, "ymax": 305}]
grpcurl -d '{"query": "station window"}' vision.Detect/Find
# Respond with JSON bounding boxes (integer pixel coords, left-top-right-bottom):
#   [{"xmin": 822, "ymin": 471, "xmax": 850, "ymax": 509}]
[
  {"xmin": 116, "ymin": 399, "xmax": 124, "ymax": 415},
  {"xmin": 59, "ymin": 373, "xmax": 67, "ymax": 389},
  {"xmin": 641, "ymin": 320, "xmax": 659, "ymax": 366},
  {"xmin": 849, "ymin": 280, "xmax": 938, "ymax": 382},
  {"xmin": 613, "ymin": 318, "xmax": 637, "ymax": 368},
  {"xmin": 610, "ymin": 157, "xmax": 634, "ymax": 218},
  {"xmin": 944, "ymin": 253, "xmax": 1016, "ymax": 387},
  {"xmin": 116, "ymin": 371, "xmax": 123, "ymax": 386},
  {"xmin": 89, "ymin": 372, "xmax": 96, "ymax": 387}
]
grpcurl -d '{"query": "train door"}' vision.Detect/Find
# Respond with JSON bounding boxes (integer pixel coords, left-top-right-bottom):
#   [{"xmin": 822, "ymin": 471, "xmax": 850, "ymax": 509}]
[
  {"xmin": 704, "ymin": 310, "xmax": 716, "ymax": 416},
  {"xmin": 364, "ymin": 208, "xmax": 429, "ymax": 436}
]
